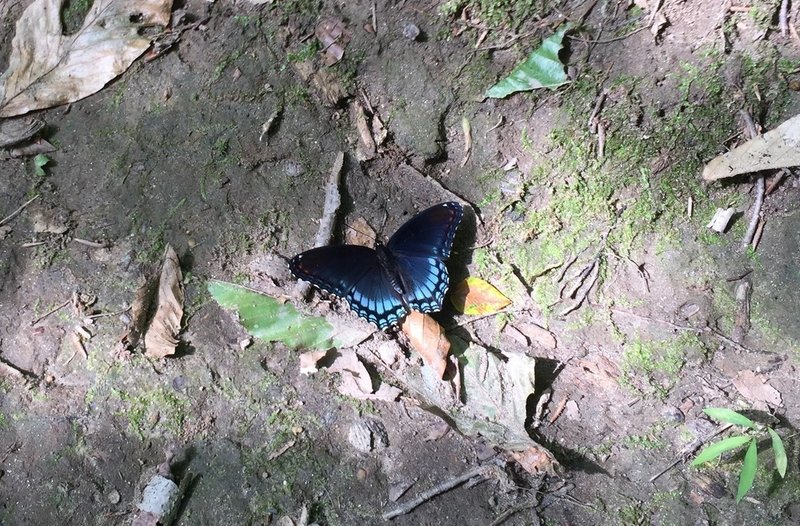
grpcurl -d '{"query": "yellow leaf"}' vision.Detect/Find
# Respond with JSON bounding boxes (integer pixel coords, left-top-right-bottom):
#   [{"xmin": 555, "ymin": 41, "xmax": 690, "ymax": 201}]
[
  {"xmin": 401, "ymin": 311, "xmax": 450, "ymax": 379},
  {"xmin": 450, "ymin": 277, "xmax": 511, "ymax": 315}
]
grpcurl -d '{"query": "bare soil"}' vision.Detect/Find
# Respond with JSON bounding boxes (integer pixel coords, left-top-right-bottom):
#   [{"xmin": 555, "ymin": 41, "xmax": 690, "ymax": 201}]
[{"xmin": 1, "ymin": 1, "xmax": 799, "ymax": 525}]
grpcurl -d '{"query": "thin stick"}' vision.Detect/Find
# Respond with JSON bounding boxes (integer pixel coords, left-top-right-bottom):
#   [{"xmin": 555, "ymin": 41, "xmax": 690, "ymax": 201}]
[
  {"xmin": 382, "ymin": 465, "xmax": 491, "ymax": 520},
  {"xmin": 779, "ymin": 0, "xmax": 789, "ymax": 36},
  {"xmin": 739, "ymin": 111, "xmax": 764, "ymax": 250},
  {"xmin": 72, "ymin": 237, "xmax": 108, "ymax": 248},
  {"xmin": 31, "ymin": 299, "xmax": 71, "ymax": 326},
  {"xmin": 296, "ymin": 152, "xmax": 344, "ymax": 298},
  {"xmin": 0, "ymin": 194, "xmax": 40, "ymax": 226},
  {"xmin": 649, "ymin": 424, "xmax": 733, "ymax": 483}
]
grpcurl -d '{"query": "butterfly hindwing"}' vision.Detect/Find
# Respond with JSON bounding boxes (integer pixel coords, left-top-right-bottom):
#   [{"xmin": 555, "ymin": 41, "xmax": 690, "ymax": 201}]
[
  {"xmin": 387, "ymin": 202, "xmax": 463, "ymax": 259},
  {"xmin": 393, "ymin": 255, "xmax": 450, "ymax": 313},
  {"xmin": 289, "ymin": 245, "xmax": 407, "ymax": 329}
]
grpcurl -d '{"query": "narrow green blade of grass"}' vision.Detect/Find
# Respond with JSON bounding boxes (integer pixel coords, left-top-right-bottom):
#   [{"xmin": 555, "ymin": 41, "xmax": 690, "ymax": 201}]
[
  {"xmin": 208, "ymin": 280, "xmax": 338, "ymax": 351},
  {"xmin": 692, "ymin": 435, "xmax": 753, "ymax": 465},
  {"xmin": 703, "ymin": 407, "xmax": 757, "ymax": 429},
  {"xmin": 485, "ymin": 24, "xmax": 571, "ymax": 99},
  {"xmin": 768, "ymin": 428, "xmax": 787, "ymax": 478},
  {"xmin": 736, "ymin": 439, "xmax": 758, "ymax": 502}
]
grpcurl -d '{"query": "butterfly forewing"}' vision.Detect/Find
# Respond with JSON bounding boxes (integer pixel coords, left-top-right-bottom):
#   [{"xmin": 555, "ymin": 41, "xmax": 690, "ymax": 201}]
[
  {"xmin": 386, "ymin": 202, "xmax": 463, "ymax": 259},
  {"xmin": 289, "ymin": 245, "xmax": 407, "ymax": 329}
]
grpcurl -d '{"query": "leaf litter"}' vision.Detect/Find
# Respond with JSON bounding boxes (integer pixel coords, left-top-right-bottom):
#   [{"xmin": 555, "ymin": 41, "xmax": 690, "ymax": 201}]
[
  {"xmin": 143, "ymin": 245, "xmax": 184, "ymax": 359},
  {"xmin": 0, "ymin": 0, "xmax": 173, "ymax": 117}
]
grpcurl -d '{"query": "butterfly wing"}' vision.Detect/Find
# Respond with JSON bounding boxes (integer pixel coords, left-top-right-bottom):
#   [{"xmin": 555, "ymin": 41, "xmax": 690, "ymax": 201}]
[
  {"xmin": 386, "ymin": 202, "xmax": 463, "ymax": 312},
  {"xmin": 386, "ymin": 202, "xmax": 463, "ymax": 259},
  {"xmin": 289, "ymin": 245, "xmax": 408, "ymax": 329}
]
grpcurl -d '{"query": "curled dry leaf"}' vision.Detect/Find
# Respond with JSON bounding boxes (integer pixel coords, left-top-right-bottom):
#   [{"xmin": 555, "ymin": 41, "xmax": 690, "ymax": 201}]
[
  {"xmin": 0, "ymin": 0, "xmax": 173, "ymax": 117},
  {"xmin": 299, "ymin": 349, "xmax": 401, "ymax": 401},
  {"xmin": 144, "ymin": 245, "xmax": 184, "ymax": 359},
  {"xmin": 450, "ymin": 277, "xmax": 512, "ymax": 316},
  {"xmin": 402, "ymin": 311, "xmax": 450, "ymax": 379}
]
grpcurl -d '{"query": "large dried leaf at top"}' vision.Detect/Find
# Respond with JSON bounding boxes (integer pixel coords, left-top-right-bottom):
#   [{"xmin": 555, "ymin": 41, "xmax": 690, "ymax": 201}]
[
  {"xmin": 144, "ymin": 245, "xmax": 184, "ymax": 359},
  {"xmin": 0, "ymin": 0, "xmax": 173, "ymax": 117}
]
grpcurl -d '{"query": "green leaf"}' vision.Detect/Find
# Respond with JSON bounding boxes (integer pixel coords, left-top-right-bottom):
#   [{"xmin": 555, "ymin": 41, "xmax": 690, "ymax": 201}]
[
  {"xmin": 692, "ymin": 435, "xmax": 753, "ymax": 465},
  {"xmin": 208, "ymin": 280, "xmax": 338, "ymax": 351},
  {"xmin": 703, "ymin": 407, "xmax": 757, "ymax": 429},
  {"xmin": 736, "ymin": 439, "xmax": 758, "ymax": 502},
  {"xmin": 768, "ymin": 428, "xmax": 787, "ymax": 478},
  {"xmin": 34, "ymin": 153, "xmax": 50, "ymax": 176},
  {"xmin": 485, "ymin": 24, "xmax": 571, "ymax": 99}
]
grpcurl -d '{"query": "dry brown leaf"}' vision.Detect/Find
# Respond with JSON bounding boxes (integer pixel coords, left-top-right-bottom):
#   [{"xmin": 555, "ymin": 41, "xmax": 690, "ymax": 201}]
[
  {"xmin": 450, "ymin": 277, "xmax": 511, "ymax": 316},
  {"xmin": 300, "ymin": 348, "xmax": 401, "ymax": 401},
  {"xmin": 402, "ymin": 311, "xmax": 450, "ymax": 379},
  {"xmin": 315, "ymin": 18, "xmax": 349, "ymax": 66},
  {"xmin": 352, "ymin": 100, "xmax": 376, "ymax": 161},
  {"xmin": 703, "ymin": 113, "xmax": 800, "ymax": 180},
  {"xmin": 144, "ymin": 245, "xmax": 184, "ymax": 359},
  {"xmin": 509, "ymin": 445, "xmax": 558, "ymax": 475},
  {"xmin": 0, "ymin": 0, "xmax": 173, "ymax": 117},
  {"xmin": 731, "ymin": 370, "xmax": 783, "ymax": 408},
  {"xmin": 345, "ymin": 217, "xmax": 376, "ymax": 247}
]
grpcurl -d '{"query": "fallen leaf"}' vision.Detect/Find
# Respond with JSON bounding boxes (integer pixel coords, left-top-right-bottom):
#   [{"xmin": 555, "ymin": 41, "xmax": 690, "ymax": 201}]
[
  {"xmin": 144, "ymin": 245, "xmax": 184, "ymax": 359},
  {"xmin": 315, "ymin": 18, "xmax": 349, "ymax": 66},
  {"xmin": 352, "ymin": 101, "xmax": 376, "ymax": 161},
  {"xmin": 450, "ymin": 277, "xmax": 512, "ymax": 316},
  {"xmin": 703, "ymin": 113, "xmax": 800, "ymax": 181},
  {"xmin": 344, "ymin": 217, "xmax": 376, "ymax": 247},
  {"xmin": 731, "ymin": 370, "xmax": 782, "ymax": 408},
  {"xmin": 515, "ymin": 322, "xmax": 557, "ymax": 349},
  {"xmin": 402, "ymin": 311, "xmax": 450, "ymax": 379},
  {"xmin": 311, "ymin": 69, "xmax": 348, "ymax": 107},
  {"xmin": 0, "ymin": 0, "xmax": 173, "ymax": 117},
  {"xmin": 485, "ymin": 24, "xmax": 571, "ymax": 99},
  {"xmin": 0, "ymin": 118, "xmax": 45, "ymax": 147},
  {"xmin": 301, "ymin": 348, "xmax": 402, "ymax": 401},
  {"xmin": 509, "ymin": 446, "xmax": 558, "ymax": 475}
]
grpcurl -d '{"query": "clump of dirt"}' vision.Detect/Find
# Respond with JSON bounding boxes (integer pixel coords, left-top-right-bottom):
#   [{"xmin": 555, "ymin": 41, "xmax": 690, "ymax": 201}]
[{"xmin": 1, "ymin": 0, "xmax": 799, "ymax": 525}]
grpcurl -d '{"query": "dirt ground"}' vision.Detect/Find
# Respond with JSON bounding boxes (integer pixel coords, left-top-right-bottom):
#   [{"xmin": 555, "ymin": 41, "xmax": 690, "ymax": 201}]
[{"xmin": 1, "ymin": 0, "xmax": 799, "ymax": 524}]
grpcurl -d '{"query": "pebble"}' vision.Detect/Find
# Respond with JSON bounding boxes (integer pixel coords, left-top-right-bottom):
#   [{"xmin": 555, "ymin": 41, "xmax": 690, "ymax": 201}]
[
  {"xmin": 401, "ymin": 21, "xmax": 420, "ymax": 40},
  {"xmin": 107, "ymin": 489, "xmax": 120, "ymax": 504}
]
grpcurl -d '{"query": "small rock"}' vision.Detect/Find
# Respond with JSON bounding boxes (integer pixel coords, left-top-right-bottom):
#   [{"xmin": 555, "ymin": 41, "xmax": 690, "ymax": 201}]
[
  {"xmin": 356, "ymin": 467, "xmax": 368, "ymax": 482},
  {"xmin": 171, "ymin": 375, "xmax": 187, "ymax": 391},
  {"xmin": 107, "ymin": 489, "xmax": 121, "ymax": 504},
  {"xmin": 500, "ymin": 170, "xmax": 523, "ymax": 198},
  {"xmin": 661, "ymin": 405, "xmax": 685, "ymax": 423},
  {"xmin": 401, "ymin": 21, "xmax": 420, "ymax": 40}
]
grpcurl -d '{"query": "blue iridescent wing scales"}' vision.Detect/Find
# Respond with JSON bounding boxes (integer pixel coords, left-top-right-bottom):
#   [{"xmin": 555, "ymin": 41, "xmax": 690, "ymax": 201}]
[
  {"xmin": 386, "ymin": 202, "xmax": 463, "ymax": 312},
  {"xmin": 387, "ymin": 202, "xmax": 463, "ymax": 259},
  {"xmin": 289, "ymin": 245, "xmax": 407, "ymax": 329}
]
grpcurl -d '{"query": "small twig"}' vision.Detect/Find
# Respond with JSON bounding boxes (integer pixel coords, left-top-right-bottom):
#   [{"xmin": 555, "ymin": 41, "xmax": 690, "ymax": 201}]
[
  {"xmin": 296, "ymin": 152, "xmax": 344, "ymax": 298},
  {"xmin": 779, "ymin": 0, "xmax": 790, "ymax": 36},
  {"xmin": 558, "ymin": 260, "xmax": 600, "ymax": 316},
  {"xmin": 489, "ymin": 500, "xmax": 539, "ymax": 526},
  {"xmin": 382, "ymin": 465, "xmax": 492, "ymax": 520},
  {"xmin": 765, "ymin": 168, "xmax": 788, "ymax": 195},
  {"xmin": 21, "ymin": 241, "xmax": 46, "ymax": 248},
  {"xmin": 85, "ymin": 308, "xmax": 131, "ymax": 320},
  {"xmin": 0, "ymin": 194, "xmax": 40, "ymax": 226},
  {"xmin": 72, "ymin": 237, "xmax": 108, "ymax": 248},
  {"xmin": 739, "ymin": 110, "xmax": 765, "ymax": 250},
  {"xmin": 649, "ymin": 423, "xmax": 733, "ymax": 483},
  {"xmin": 31, "ymin": 299, "xmax": 71, "ymax": 326},
  {"xmin": 568, "ymin": 26, "xmax": 648, "ymax": 45},
  {"xmin": 485, "ymin": 115, "xmax": 504, "ymax": 134}
]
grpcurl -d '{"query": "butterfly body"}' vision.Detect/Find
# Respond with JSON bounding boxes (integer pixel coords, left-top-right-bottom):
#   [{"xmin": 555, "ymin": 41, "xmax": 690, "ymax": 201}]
[{"xmin": 290, "ymin": 202, "xmax": 463, "ymax": 329}]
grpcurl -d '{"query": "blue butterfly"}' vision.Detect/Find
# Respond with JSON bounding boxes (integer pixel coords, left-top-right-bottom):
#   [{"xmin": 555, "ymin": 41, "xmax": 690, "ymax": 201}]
[{"xmin": 290, "ymin": 202, "xmax": 464, "ymax": 329}]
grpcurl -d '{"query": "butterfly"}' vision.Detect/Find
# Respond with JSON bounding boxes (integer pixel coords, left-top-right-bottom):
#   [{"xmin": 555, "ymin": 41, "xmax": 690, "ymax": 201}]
[{"xmin": 290, "ymin": 202, "xmax": 464, "ymax": 329}]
